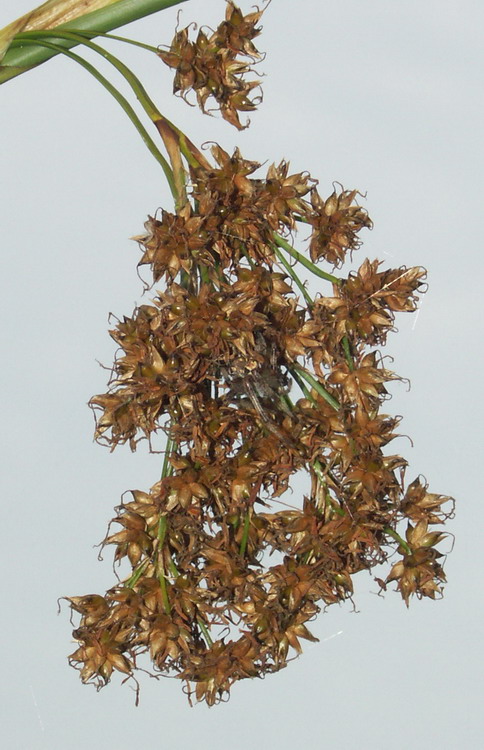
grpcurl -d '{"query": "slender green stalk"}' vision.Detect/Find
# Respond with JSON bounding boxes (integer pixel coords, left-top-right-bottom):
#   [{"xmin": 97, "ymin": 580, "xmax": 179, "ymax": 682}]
[
  {"xmin": 384, "ymin": 527, "xmax": 411, "ymax": 555},
  {"xmin": 157, "ymin": 515, "xmax": 168, "ymax": 549},
  {"xmin": 157, "ymin": 516, "xmax": 171, "ymax": 614},
  {"xmin": 294, "ymin": 214, "xmax": 311, "ymax": 225},
  {"xmin": 312, "ymin": 459, "xmax": 327, "ymax": 485},
  {"xmin": 168, "ymin": 557, "xmax": 179, "ymax": 578},
  {"xmin": 12, "ymin": 37, "xmax": 177, "ymax": 196},
  {"xmin": 58, "ymin": 21, "xmax": 189, "ymax": 205},
  {"xmin": 289, "ymin": 365, "xmax": 315, "ymax": 405},
  {"xmin": 292, "ymin": 364, "xmax": 340, "ymax": 412},
  {"xmin": 158, "ymin": 572, "xmax": 171, "ymax": 613},
  {"xmin": 0, "ymin": 0, "xmax": 188, "ymax": 84},
  {"xmin": 239, "ymin": 512, "xmax": 251, "ymax": 558},
  {"xmin": 273, "ymin": 233, "xmax": 341, "ymax": 285},
  {"xmin": 67, "ymin": 29, "xmax": 160, "ymax": 53},
  {"xmin": 14, "ymin": 29, "xmax": 162, "ymax": 120},
  {"xmin": 273, "ymin": 243, "xmax": 313, "ymax": 307},
  {"xmin": 197, "ymin": 618, "xmax": 213, "ymax": 647},
  {"xmin": 342, "ymin": 336, "xmax": 354, "ymax": 371},
  {"xmin": 240, "ymin": 245, "xmax": 256, "ymax": 270},
  {"xmin": 125, "ymin": 559, "xmax": 149, "ymax": 588},
  {"xmin": 162, "ymin": 437, "xmax": 176, "ymax": 479}
]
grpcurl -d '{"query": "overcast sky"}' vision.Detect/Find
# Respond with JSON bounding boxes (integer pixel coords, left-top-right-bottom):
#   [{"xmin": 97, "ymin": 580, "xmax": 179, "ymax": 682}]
[{"xmin": 1, "ymin": 1, "xmax": 483, "ymax": 748}]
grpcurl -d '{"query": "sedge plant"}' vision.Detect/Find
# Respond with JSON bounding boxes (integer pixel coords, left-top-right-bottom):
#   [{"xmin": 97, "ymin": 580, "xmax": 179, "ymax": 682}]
[{"xmin": 1, "ymin": 0, "xmax": 454, "ymax": 706}]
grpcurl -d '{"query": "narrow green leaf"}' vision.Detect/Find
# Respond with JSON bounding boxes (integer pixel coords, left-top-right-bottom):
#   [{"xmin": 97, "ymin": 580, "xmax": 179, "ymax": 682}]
[{"xmin": 0, "ymin": 0, "xmax": 188, "ymax": 84}]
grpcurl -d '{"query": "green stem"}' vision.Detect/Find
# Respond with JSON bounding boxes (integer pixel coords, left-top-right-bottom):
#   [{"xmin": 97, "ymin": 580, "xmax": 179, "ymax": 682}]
[
  {"xmin": 32, "ymin": 30, "xmax": 191, "ymax": 208},
  {"xmin": 291, "ymin": 364, "xmax": 340, "ymax": 412},
  {"xmin": 158, "ymin": 571, "xmax": 171, "ymax": 613},
  {"xmin": 240, "ymin": 245, "xmax": 256, "ymax": 270},
  {"xmin": 289, "ymin": 365, "xmax": 315, "ymax": 404},
  {"xmin": 0, "ymin": 0, "xmax": 188, "ymax": 84},
  {"xmin": 162, "ymin": 437, "xmax": 176, "ymax": 479},
  {"xmin": 384, "ymin": 527, "xmax": 411, "ymax": 555},
  {"xmin": 342, "ymin": 336, "xmax": 354, "ymax": 371},
  {"xmin": 239, "ymin": 512, "xmax": 251, "ymax": 558},
  {"xmin": 273, "ymin": 243, "xmax": 313, "ymax": 307},
  {"xmin": 63, "ymin": 29, "xmax": 160, "ymax": 54},
  {"xmin": 125, "ymin": 559, "xmax": 149, "ymax": 588},
  {"xmin": 197, "ymin": 618, "xmax": 214, "ymax": 647},
  {"xmin": 157, "ymin": 515, "xmax": 168, "ymax": 548},
  {"xmin": 273, "ymin": 233, "xmax": 341, "ymax": 285},
  {"xmin": 15, "ymin": 30, "xmax": 162, "ymax": 120},
  {"xmin": 168, "ymin": 557, "xmax": 179, "ymax": 578},
  {"xmin": 13, "ymin": 37, "xmax": 177, "ymax": 196},
  {"xmin": 157, "ymin": 515, "xmax": 171, "ymax": 614}
]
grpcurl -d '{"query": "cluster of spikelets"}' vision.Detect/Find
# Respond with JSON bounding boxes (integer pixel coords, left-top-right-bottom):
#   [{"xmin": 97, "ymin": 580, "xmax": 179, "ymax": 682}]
[
  {"xmin": 158, "ymin": 0, "xmax": 264, "ymax": 129},
  {"xmin": 66, "ymin": 144, "xmax": 453, "ymax": 706},
  {"xmin": 65, "ymin": 2, "xmax": 453, "ymax": 707}
]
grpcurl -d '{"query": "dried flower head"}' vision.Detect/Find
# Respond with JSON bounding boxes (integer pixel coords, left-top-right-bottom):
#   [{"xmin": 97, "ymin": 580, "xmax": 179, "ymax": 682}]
[
  {"xmin": 309, "ymin": 188, "xmax": 373, "ymax": 267},
  {"xmin": 158, "ymin": 2, "xmax": 266, "ymax": 129}
]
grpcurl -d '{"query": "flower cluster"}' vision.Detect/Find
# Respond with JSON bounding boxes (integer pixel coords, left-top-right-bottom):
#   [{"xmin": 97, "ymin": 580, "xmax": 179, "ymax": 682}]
[
  {"xmin": 158, "ymin": 1, "xmax": 265, "ymax": 129},
  {"xmin": 67, "ymin": 140, "xmax": 453, "ymax": 705}
]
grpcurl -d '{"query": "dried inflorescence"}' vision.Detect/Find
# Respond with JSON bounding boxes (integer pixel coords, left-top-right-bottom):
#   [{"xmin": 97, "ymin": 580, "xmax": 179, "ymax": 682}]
[
  {"xmin": 64, "ymin": 0, "xmax": 453, "ymax": 707},
  {"xmin": 158, "ymin": 1, "xmax": 266, "ymax": 129},
  {"xmin": 67, "ymin": 135, "xmax": 454, "ymax": 705}
]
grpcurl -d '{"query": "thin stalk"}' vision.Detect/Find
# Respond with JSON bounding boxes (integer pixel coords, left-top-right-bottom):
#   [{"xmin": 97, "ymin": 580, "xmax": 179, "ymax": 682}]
[
  {"xmin": 198, "ymin": 263, "xmax": 211, "ymax": 285},
  {"xmin": 289, "ymin": 366, "xmax": 315, "ymax": 405},
  {"xmin": 66, "ymin": 29, "xmax": 160, "ymax": 53},
  {"xmin": 168, "ymin": 557, "xmax": 179, "ymax": 578},
  {"xmin": 384, "ymin": 527, "xmax": 411, "ymax": 555},
  {"xmin": 240, "ymin": 245, "xmax": 256, "ymax": 270},
  {"xmin": 162, "ymin": 437, "xmax": 176, "ymax": 479},
  {"xmin": 158, "ymin": 572, "xmax": 171, "ymax": 614},
  {"xmin": 14, "ymin": 37, "xmax": 177, "ymax": 196},
  {"xmin": 292, "ymin": 364, "xmax": 340, "ymax": 412},
  {"xmin": 0, "ymin": 0, "xmax": 188, "ymax": 84},
  {"xmin": 273, "ymin": 243, "xmax": 313, "ymax": 307},
  {"xmin": 6, "ymin": 38, "xmax": 209, "ymax": 174},
  {"xmin": 15, "ymin": 29, "xmax": 189, "ymax": 203},
  {"xmin": 279, "ymin": 391, "xmax": 295, "ymax": 416},
  {"xmin": 157, "ymin": 514, "xmax": 168, "ymax": 549},
  {"xmin": 273, "ymin": 233, "xmax": 341, "ymax": 285},
  {"xmin": 342, "ymin": 336, "xmax": 354, "ymax": 371},
  {"xmin": 157, "ymin": 516, "xmax": 171, "ymax": 614},
  {"xmin": 239, "ymin": 512, "xmax": 251, "ymax": 558},
  {"xmin": 125, "ymin": 559, "xmax": 149, "ymax": 588},
  {"xmin": 14, "ymin": 30, "xmax": 161, "ymax": 119},
  {"xmin": 301, "ymin": 550, "xmax": 313, "ymax": 564},
  {"xmin": 197, "ymin": 619, "xmax": 214, "ymax": 647}
]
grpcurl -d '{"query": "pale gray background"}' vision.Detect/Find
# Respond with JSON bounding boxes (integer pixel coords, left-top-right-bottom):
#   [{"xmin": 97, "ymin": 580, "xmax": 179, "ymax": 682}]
[{"xmin": 1, "ymin": 1, "xmax": 482, "ymax": 748}]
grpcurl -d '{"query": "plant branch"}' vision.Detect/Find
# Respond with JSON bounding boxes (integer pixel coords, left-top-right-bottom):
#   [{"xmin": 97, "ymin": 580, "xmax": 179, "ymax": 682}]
[
  {"xmin": 273, "ymin": 243, "xmax": 313, "ymax": 307},
  {"xmin": 11, "ymin": 37, "xmax": 177, "ymax": 196},
  {"xmin": 273, "ymin": 233, "xmax": 341, "ymax": 285},
  {"xmin": 291, "ymin": 364, "xmax": 340, "ymax": 412}
]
